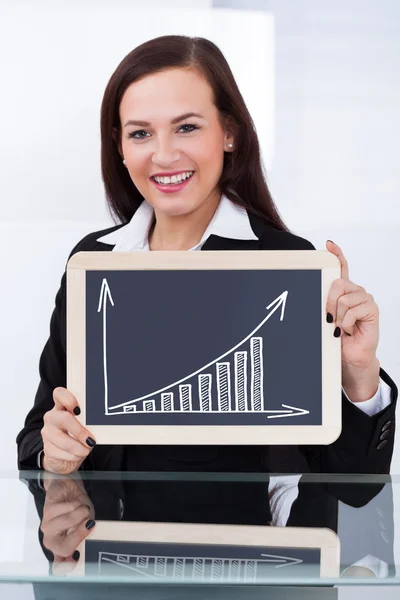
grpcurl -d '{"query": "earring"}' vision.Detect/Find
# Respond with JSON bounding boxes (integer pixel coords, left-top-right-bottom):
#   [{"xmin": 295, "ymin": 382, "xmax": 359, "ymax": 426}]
[
  {"xmin": 122, "ymin": 159, "xmax": 126, "ymax": 165},
  {"xmin": 228, "ymin": 143, "xmax": 233, "ymax": 149}
]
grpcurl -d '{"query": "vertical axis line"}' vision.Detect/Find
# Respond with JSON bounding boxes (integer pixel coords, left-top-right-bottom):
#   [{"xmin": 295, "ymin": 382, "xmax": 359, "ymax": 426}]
[{"xmin": 103, "ymin": 297, "xmax": 108, "ymax": 416}]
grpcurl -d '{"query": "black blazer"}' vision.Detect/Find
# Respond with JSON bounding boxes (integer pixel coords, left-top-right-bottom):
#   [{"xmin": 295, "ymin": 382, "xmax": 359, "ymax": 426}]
[{"xmin": 16, "ymin": 212, "xmax": 397, "ymax": 474}]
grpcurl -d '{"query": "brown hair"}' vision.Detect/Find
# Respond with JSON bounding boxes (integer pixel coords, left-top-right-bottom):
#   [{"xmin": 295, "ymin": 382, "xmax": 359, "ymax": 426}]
[{"xmin": 100, "ymin": 35, "xmax": 289, "ymax": 231}]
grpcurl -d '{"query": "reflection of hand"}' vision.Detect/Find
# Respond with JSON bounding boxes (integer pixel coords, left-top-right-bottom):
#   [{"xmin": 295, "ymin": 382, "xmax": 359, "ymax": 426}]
[{"xmin": 40, "ymin": 476, "xmax": 96, "ymax": 575}]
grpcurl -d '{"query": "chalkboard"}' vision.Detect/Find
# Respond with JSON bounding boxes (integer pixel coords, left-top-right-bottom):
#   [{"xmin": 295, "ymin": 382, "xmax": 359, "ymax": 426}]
[
  {"xmin": 67, "ymin": 250, "xmax": 341, "ymax": 445},
  {"xmin": 71, "ymin": 521, "xmax": 340, "ymax": 580}
]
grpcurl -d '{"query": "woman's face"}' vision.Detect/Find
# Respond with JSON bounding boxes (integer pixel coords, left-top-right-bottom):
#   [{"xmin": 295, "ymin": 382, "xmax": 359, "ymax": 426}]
[{"xmin": 118, "ymin": 67, "xmax": 234, "ymax": 217}]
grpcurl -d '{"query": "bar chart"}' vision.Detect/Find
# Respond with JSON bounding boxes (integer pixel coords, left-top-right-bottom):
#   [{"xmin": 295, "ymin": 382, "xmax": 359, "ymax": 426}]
[{"xmin": 112, "ymin": 335, "xmax": 265, "ymax": 415}]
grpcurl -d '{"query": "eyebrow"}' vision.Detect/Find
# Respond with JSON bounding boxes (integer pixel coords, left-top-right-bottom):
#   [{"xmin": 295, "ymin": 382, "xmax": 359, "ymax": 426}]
[{"xmin": 123, "ymin": 112, "xmax": 204, "ymax": 128}]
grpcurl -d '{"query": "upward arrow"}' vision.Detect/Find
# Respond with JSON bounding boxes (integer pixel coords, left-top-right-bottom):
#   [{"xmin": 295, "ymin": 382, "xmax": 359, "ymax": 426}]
[
  {"xmin": 97, "ymin": 278, "xmax": 114, "ymax": 313},
  {"xmin": 97, "ymin": 278, "xmax": 114, "ymax": 415},
  {"xmin": 266, "ymin": 290, "xmax": 288, "ymax": 321}
]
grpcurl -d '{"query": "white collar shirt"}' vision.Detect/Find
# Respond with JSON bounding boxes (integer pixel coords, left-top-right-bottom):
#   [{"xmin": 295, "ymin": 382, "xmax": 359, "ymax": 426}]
[{"xmin": 96, "ymin": 193, "xmax": 259, "ymax": 250}]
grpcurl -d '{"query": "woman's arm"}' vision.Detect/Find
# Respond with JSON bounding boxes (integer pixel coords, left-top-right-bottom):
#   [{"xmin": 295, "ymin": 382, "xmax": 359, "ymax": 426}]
[{"xmin": 300, "ymin": 366, "xmax": 397, "ymax": 474}]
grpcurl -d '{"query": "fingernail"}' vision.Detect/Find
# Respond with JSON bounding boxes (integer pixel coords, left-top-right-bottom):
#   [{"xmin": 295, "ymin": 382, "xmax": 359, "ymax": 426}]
[
  {"xmin": 85, "ymin": 519, "xmax": 96, "ymax": 530},
  {"xmin": 334, "ymin": 326, "xmax": 341, "ymax": 337},
  {"xmin": 326, "ymin": 312, "xmax": 334, "ymax": 323},
  {"xmin": 72, "ymin": 550, "xmax": 80, "ymax": 561},
  {"xmin": 73, "ymin": 406, "xmax": 81, "ymax": 416},
  {"xmin": 345, "ymin": 332, "xmax": 352, "ymax": 336},
  {"xmin": 327, "ymin": 239, "xmax": 334, "ymax": 244},
  {"xmin": 86, "ymin": 437, "xmax": 96, "ymax": 448}
]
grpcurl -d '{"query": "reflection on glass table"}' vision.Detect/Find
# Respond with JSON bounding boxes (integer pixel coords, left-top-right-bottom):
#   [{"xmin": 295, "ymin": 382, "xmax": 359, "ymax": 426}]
[{"xmin": 1, "ymin": 470, "xmax": 393, "ymax": 588}]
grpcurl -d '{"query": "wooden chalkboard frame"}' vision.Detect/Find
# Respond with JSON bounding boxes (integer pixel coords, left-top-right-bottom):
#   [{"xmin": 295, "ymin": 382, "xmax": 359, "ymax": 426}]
[
  {"xmin": 67, "ymin": 250, "xmax": 341, "ymax": 445},
  {"xmin": 70, "ymin": 521, "xmax": 340, "ymax": 580}
]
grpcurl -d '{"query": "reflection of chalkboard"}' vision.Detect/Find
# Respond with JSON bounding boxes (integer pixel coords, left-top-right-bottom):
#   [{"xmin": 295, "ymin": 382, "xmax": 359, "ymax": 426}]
[
  {"xmin": 71, "ymin": 521, "xmax": 340, "ymax": 580},
  {"xmin": 67, "ymin": 250, "xmax": 341, "ymax": 445},
  {"xmin": 86, "ymin": 541, "xmax": 320, "ymax": 580}
]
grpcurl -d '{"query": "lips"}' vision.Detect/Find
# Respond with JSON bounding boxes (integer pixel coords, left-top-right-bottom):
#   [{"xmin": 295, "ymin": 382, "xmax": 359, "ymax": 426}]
[
  {"xmin": 150, "ymin": 172, "xmax": 195, "ymax": 194},
  {"xmin": 151, "ymin": 171, "xmax": 194, "ymax": 184}
]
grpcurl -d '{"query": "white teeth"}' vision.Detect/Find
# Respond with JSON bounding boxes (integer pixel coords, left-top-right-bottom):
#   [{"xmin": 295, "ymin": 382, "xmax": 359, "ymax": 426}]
[{"xmin": 153, "ymin": 171, "xmax": 194, "ymax": 185}]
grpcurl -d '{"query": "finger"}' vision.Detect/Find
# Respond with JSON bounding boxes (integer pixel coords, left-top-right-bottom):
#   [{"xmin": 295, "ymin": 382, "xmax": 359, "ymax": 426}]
[
  {"xmin": 65, "ymin": 523, "xmax": 81, "ymax": 536},
  {"xmin": 53, "ymin": 387, "xmax": 80, "ymax": 415},
  {"xmin": 43, "ymin": 499, "xmax": 83, "ymax": 522},
  {"xmin": 43, "ymin": 440, "xmax": 88, "ymax": 464},
  {"xmin": 46, "ymin": 504, "xmax": 91, "ymax": 535},
  {"xmin": 49, "ymin": 521, "xmax": 95, "ymax": 558},
  {"xmin": 341, "ymin": 300, "xmax": 379, "ymax": 335},
  {"xmin": 51, "ymin": 429, "xmax": 92, "ymax": 459},
  {"xmin": 45, "ymin": 410, "xmax": 96, "ymax": 448},
  {"xmin": 326, "ymin": 241, "xmax": 350, "ymax": 280},
  {"xmin": 326, "ymin": 278, "xmax": 360, "ymax": 321},
  {"xmin": 335, "ymin": 290, "xmax": 370, "ymax": 328}
]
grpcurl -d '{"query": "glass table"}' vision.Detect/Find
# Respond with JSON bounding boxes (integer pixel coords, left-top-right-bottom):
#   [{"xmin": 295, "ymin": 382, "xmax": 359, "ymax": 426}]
[{"xmin": 0, "ymin": 471, "xmax": 398, "ymax": 598}]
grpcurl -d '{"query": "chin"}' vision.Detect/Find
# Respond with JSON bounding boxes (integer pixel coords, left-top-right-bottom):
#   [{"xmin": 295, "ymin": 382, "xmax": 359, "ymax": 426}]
[{"xmin": 152, "ymin": 197, "xmax": 201, "ymax": 217}]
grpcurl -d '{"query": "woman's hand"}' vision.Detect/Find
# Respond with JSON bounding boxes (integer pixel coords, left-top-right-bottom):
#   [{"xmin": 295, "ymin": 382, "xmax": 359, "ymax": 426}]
[
  {"xmin": 41, "ymin": 476, "xmax": 95, "ymax": 575},
  {"xmin": 326, "ymin": 240, "xmax": 380, "ymax": 403},
  {"xmin": 41, "ymin": 387, "xmax": 96, "ymax": 475}
]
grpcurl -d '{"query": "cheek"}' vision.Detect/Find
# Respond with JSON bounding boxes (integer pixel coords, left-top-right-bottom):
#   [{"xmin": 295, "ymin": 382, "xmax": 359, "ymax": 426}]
[
  {"xmin": 125, "ymin": 146, "xmax": 151, "ymax": 176},
  {"xmin": 194, "ymin": 137, "xmax": 224, "ymax": 172}
]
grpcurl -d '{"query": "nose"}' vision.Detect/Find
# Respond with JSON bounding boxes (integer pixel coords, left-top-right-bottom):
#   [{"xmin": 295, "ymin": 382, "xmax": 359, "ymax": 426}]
[{"xmin": 151, "ymin": 136, "xmax": 180, "ymax": 168}]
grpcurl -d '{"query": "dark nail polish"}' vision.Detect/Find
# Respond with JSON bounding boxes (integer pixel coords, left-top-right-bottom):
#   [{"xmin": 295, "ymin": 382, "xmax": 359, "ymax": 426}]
[
  {"xmin": 72, "ymin": 550, "xmax": 80, "ymax": 561},
  {"xmin": 73, "ymin": 406, "xmax": 81, "ymax": 416},
  {"xmin": 334, "ymin": 326, "xmax": 341, "ymax": 337},
  {"xmin": 85, "ymin": 519, "xmax": 96, "ymax": 530},
  {"xmin": 345, "ymin": 332, "xmax": 352, "ymax": 336},
  {"xmin": 326, "ymin": 312, "xmax": 334, "ymax": 323},
  {"xmin": 86, "ymin": 437, "xmax": 96, "ymax": 448},
  {"xmin": 327, "ymin": 239, "xmax": 334, "ymax": 244}
]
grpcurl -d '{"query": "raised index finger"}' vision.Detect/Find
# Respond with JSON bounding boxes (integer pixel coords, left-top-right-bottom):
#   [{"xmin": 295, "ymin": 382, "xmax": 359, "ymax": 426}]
[
  {"xmin": 326, "ymin": 240, "xmax": 349, "ymax": 280},
  {"xmin": 53, "ymin": 387, "xmax": 80, "ymax": 415}
]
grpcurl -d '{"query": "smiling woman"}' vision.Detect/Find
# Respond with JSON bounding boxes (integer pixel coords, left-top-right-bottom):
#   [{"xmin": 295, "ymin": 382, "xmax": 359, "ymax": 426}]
[
  {"xmin": 101, "ymin": 35, "xmax": 288, "ymax": 251},
  {"xmin": 16, "ymin": 35, "xmax": 397, "ymax": 482}
]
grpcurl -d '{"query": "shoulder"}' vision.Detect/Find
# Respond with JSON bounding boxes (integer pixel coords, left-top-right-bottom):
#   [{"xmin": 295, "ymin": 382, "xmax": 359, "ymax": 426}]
[
  {"xmin": 260, "ymin": 225, "xmax": 316, "ymax": 251},
  {"xmin": 248, "ymin": 213, "xmax": 316, "ymax": 251},
  {"xmin": 67, "ymin": 223, "xmax": 125, "ymax": 258}
]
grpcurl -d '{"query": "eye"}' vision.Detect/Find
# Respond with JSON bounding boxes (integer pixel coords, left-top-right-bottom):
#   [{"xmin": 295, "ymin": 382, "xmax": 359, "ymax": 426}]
[
  {"xmin": 128, "ymin": 130, "xmax": 149, "ymax": 140},
  {"xmin": 178, "ymin": 124, "xmax": 199, "ymax": 133}
]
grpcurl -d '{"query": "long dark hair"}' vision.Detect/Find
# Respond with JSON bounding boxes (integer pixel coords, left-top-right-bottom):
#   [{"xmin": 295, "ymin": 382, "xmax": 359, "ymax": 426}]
[{"xmin": 100, "ymin": 35, "xmax": 289, "ymax": 231}]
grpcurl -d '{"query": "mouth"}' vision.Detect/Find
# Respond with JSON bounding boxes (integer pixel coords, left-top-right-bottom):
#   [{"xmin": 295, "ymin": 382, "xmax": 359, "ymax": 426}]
[{"xmin": 150, "ymin": 171, "xmax": 195, "ymax": 193}]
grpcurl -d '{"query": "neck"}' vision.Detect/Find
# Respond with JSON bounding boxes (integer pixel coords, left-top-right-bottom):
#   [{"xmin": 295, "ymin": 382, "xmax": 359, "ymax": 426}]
[{"xmin": 148, "ymin": 191, "xmax": 221, "ymax": 251}]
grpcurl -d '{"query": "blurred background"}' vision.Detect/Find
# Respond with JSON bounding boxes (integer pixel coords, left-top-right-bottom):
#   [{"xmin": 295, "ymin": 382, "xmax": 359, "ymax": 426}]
[{"xmin": 0, "ymin": 0, "xmax": 399, "ymax": 583}]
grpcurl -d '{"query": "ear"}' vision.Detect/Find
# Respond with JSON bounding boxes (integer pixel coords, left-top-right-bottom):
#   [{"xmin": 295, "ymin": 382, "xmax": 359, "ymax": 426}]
[
  {"xmin": 221, "ymin": 115, "xmax": 237, "ymax": 152},
  {"xmin": 224, "ymin": 133, "xmax": 235, "ymax": 152}
]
